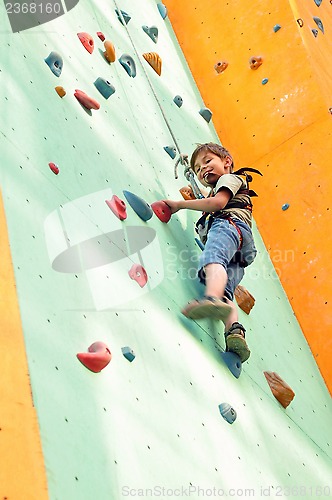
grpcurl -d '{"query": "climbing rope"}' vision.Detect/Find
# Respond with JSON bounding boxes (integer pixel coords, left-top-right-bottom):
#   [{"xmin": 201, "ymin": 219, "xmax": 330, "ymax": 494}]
[{"xmin": 113, "ymin": 2, "xmax": 204, "ymax": 199}]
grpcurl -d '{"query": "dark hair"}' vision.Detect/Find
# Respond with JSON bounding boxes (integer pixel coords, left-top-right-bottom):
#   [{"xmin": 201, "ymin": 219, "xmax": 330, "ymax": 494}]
[{"xmin": 190, "ymin": 143, "xmax": 234, "ymax": 173}]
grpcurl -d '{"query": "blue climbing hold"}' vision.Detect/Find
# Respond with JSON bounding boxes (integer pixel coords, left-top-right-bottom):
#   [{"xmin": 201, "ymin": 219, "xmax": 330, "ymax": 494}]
[
  {"xmin": 45, "ymin": 51, "xmax": 63, "ymax": 77},
  {"xmin": 119, "ymin": 54, "xmax": 136, "ymax": 78},
  {"xmin": 164, "ymin": 146, "xmax": 176, "ymax": 159},
  {"xmin": 314, "ymin": 0, "xmax": 322, "ymax": 6},
  {"xmin": 122, "ymin": 346, "xmax": 136, "ymax": 362},
  {"xmin": 313, "ymin": 16, "xmax": 324, "ymax": 33},
  {"xmin": 282, "ymin": 203, "xmax": 290, "ymax": 211},
  {"xmin": 199, "ymin": 107, "xmax": 212, "ymax": 123},
  {"xmin": 157, "ymin": 3, "xmax": 167, "ymax": 19},
  {"xmin": 262, "ymin": 78, "xmax": 269, "ymax": 85},
  {"xmin": 142, "ymin": 25, "xmax": 158, "ymax": 44},
  {"xmin": 115, "ymin": 9, "xmax": 131, "ymax": 25},
  {"xmin": 195, "ymin": 238, "xmax": 204, "ymax": 251},
  {"xmin": 311, "ymin": 28, "xmax": 319, "ymax": 37},
  {"xmin": 123, "ymin": 191, "xmax": 153, "ymax": 221},
  {"xmin": 273, "ymin": 24, "xmax": 282, "ymax": 32},
  {"xmin": 94, "ymin": 78, "xmax": 116, "ymax": 99},
  {"xmin": 218, "ymin": 403, "xmax": 237, "ymax": 424},
  {"xmin": 173, "ymin": 95, "xmax": 183, "ymax": 108},
  {"xmin": 221, "ymin": 351, "xmax": 242, "ymax": 378}
]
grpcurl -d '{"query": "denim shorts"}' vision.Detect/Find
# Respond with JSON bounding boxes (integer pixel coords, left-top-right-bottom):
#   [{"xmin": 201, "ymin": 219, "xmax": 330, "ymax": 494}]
[{"xmin": 198, "ymin": 217, "xmax": 257, "ymax": 300}]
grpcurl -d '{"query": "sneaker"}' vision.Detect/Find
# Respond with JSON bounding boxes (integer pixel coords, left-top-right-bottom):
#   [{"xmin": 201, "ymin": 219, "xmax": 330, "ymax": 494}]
[
  {"xmin": 224, "ymin": 322, "xmax": 251, "ymax": 362},
  {"xmin": 182, "ymin": 296, "xmax": 232, "ymax": 321}
]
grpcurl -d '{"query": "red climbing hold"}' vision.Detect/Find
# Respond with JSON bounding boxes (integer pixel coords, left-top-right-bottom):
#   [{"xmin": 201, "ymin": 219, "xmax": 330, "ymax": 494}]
[
  {"xmin": 97, "ymin": 31, "xmax": 105, "ymax": 42},
  {"xmin": 151, "ymin": 201, "xmax": 171, "ymax": 223},
  {"xmin": 77, "ymin": 32, "xmax": 94, "ymax": 54},
  {"xmin": 49, "ymin": 162, "xmax": 59, "ymax": 175},
  {"xmin": 105, "ymin": 195, "xmax": 127, "ymax": 220},
  {"xmin": 77, "ymin": 341, "xmax": 112, "ymax": 373},
  {"xmin": 74, "ymin": 89, "xmax": 100, "ymax": 110},
  {"xmin": 129, "ymin": 264, "xmax": 148, "ymax": 288}
]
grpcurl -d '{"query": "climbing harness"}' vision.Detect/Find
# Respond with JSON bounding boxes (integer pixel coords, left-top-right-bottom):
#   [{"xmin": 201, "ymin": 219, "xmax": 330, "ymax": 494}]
[{"xmin": 195, "ymin": 167, "xmax": 262, "ymax": 265}]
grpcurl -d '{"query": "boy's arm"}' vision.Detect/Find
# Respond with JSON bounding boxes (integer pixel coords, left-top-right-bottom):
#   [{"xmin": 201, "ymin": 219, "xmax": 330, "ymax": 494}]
[{"xmin": 164, "ymin": 188, "xmax": 231, "ymax": 214}]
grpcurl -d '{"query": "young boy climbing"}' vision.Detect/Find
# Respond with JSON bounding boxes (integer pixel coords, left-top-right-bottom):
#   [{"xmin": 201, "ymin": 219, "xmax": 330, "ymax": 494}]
[{"xmin": 164, "ymin": 143, "xmax": 259, "ymax": 362}]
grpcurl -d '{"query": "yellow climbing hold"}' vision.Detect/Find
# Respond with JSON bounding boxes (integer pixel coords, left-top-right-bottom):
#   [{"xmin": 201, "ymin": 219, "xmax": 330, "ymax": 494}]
[
  {"xmin": 55, "ymin": 86, "xmax": 66, "ymax": 97},
  {"xmin": 142, "ymin": 52, "xmax": 162, "ymax": 76},
  {"xmin": 104, "ymin": 41, "xmax": 116, "ymax": 63}
]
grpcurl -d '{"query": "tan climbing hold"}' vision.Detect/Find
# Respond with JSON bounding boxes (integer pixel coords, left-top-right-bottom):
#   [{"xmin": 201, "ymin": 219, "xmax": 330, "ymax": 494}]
[
  {"xmin": 179, "ymin": 186, "xmax": 196, "ymax": 200},
  {"xmin": 234, "ymin": 285, "xmax": 255, "ymax": 314},
  {"xmin": 104, "ymin": 40, "xmax": 116, "ymax": 63},
  {"xmin": 55, "ymin": 86, "xmax": 66, "ymax": 98},
  {"xmin": 214, "ymin": 61, "xmax": 228, "ymax": 74},
  {"xmin": 264, "ymin": 371, "xmax": 295, "ymax": 408},
  {"xmin": 249, "ymin": 56, "xmax": 263, "ymax": 70},
  {"xmin": 143, "ymin": 52, "xmax": 162, "ymax": 76}
]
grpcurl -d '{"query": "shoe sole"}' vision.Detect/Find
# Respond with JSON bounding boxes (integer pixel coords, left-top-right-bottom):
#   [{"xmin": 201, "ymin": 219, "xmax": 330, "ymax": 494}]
[
  {"xmin": 226, "ymin": 334, "xmax": 251, "ymax": 362},
  {"xmin": 183, "ymin": 302, "xmax": 232, "ymax": 321}
]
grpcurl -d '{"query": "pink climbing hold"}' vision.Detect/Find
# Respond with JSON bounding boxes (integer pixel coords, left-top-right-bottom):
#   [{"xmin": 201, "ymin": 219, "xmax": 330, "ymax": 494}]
[
  {"xmin": 151, "ymin": 201, "xmax": 171, "ymax": 223},
  {"xmin": 105, "ymin": 195, "xmax": 127, "ymax": 220},
  {"xmin": 97, "ymin": 31, "xmax": 105, "ymax": 42},
  {"xmin": 49, "ymin": 162, "xmax": 59, "ymax": 175},
  {"xmin": 77, "ymin": 341, "xmax": 112, "ymax": 373},
  {"xmin": 129, "ymin": 264, "xmax": 148, "ymax": 288},
  {"xmin": 74, "ymin": 89, "xmax": 100, "ymax": 110},
  {"xmin": 77, "ymin": 32, "xmax": 94, "ymax": 53}
]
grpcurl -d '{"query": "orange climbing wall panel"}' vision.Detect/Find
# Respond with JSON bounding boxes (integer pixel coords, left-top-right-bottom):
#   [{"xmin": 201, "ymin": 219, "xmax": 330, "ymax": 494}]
[
  {"xmin": 166, "ymin": 0, "xmax": 332, "ymax": 392},
  {"xmin": 0, "ymin": 192, "xmax": 48, "ymax": 499}
]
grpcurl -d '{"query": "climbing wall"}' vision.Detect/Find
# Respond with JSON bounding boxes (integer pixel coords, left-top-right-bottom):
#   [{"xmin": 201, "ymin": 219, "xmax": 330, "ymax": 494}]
[
  {"xmin": 166, "ymin": 0, "xmax": 332, "ymax": 393},
  {"xmin": 0, "ymin": 0, "xmax": 331, "ymax": 499}
]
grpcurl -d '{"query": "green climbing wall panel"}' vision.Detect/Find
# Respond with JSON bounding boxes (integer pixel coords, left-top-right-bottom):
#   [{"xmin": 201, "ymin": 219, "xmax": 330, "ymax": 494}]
[{"xmin": 0, "ymin": 0, "xmax": 331, "ymax": 498}]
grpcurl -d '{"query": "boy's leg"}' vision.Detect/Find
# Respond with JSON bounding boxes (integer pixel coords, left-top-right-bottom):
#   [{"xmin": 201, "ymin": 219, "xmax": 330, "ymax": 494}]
[{"xmin": 182, "ymin": 263, "xmax": 231, "ymax": 320}]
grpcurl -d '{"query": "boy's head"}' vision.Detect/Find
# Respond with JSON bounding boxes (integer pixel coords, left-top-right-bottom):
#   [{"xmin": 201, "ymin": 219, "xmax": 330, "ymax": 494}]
[{"xmin": 190, "ymin": 143, "xmax": 234, "ymax": 187}]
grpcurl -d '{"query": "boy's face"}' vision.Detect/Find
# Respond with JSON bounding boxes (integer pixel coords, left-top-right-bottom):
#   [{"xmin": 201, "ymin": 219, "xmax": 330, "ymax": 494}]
[{"xmin": 193, "ymin": 151, "xmax": 232, "ymax": 187}]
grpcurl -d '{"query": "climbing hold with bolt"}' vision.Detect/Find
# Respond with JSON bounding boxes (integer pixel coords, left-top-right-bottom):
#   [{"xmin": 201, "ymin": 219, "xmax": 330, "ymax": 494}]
[
  {"xmin": 94, "ymin": 78, "xmax": 116, "ymax": 99},
  {"xmin": 282, "ymin": 203, "xmax": 290, "ymax": 211},
  {"xmin": 77, "ymin": 32, "xmax": 94, "ymax": 53},
  {"xmin": 115, "ymin": 9, "xmax": 131, "ymax": 25},
  {"xmin": 97, "ymin": 31, "xmax": 105, "ymax": 41},
  {"xmin": 119, "ymin": 54, "xmax": 136, "ymax": 77},
  {"xmin": 249, "ymin": 56, "xmax": 263, "ymax": 70},
  {"xmin": 129, "ymin": 264, "xmax": 148, "ymax": 288},
  {"xmin": 173, "ymin": 95, "xmax": 183, "ymax": 107},
  {"xmin": 143, "ymin": 52, "xmax": 162, "ymax": 76},
  {"xmin": 214, "ymin": 61, "xmax": 228, "ymax": 74},
  {"xmin": 221, "ymin": 352, "xmax": 242, "ymax": 378},
  {"xmin": 164, "ymin": 146, "xmax": 176, "ymax": 159},
  {"xmin": 142, "ymin": 25, "xmax": 158, "ymax": 44},
  {"xmin": 218, "ymin": 403, "xmax": 237, "ymax": 424},
  {"xmin": 151, "ymin": 201, "xmax": 172, "ymax": 223},
  {"xmin": 77, "ymin": 342, "xmax": 112, "ymax": 373},
  {"xmin": 122, "ymin": 346, "xmax": 136, "ymax": 362},
  {"xmin": 313, "ymin": 16, "xmax": 324, "ymax": 33},
  {"xmin": 105, "ymin": 195, "xmax": 127, "ymax": 220},
  {"xmin": 45, "ymin": 51, "xmax": 63, "ymax": 77},
  {"xmin": 199, "ymin": 107, "xmax": 212, "ymax": 123}
]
